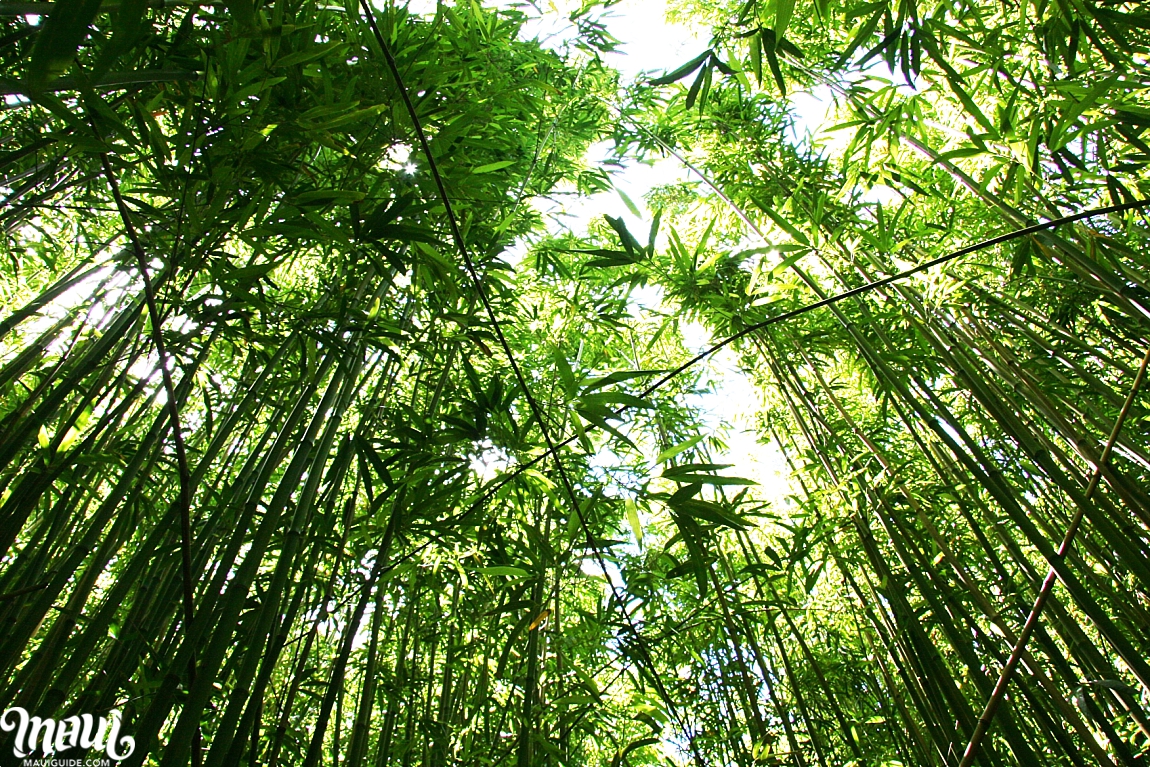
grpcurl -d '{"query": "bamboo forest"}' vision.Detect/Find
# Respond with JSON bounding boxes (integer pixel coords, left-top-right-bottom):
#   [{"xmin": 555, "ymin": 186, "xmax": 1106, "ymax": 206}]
[{"xmin": 3, "ymin": 0, "xmax": 1150, "ymax": 762}]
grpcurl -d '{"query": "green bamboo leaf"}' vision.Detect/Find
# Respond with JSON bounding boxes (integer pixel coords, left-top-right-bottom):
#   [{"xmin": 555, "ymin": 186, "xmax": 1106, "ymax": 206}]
[
  {"xmin": 575, "ymin": 406, "xmax": 636, "ymax": 449},
  {"xmin": 291, "ymin": 189, "xmax": 367, "ymax": 206},
  {"xmin": 578, "ymin": 391, "xmax": 654, "ymax": 410},
  {"xmin": 616, "ymin": 187, "xmax": 642, "ymax": 217},
  {"xmin": 26, "ymin": 0, "xmax": 104, "ymax": 91},
  {"xmin": 604, "ymin": 215, "xmax": 644, "ymax": 257},
  {"xmin": 760, "ymin": 29, "xmax": 787, "ymax": 95},
  {"xmin": 478, "ymin": 566, "xmax": 530, "ymax": 577},
  {"xmin": 584, "ymin": 372, "xmax": 667, "ymax": 395},
  {"xmin": 551, "ymin": 694, "xmax": 599, "ymax": 707},
  {"xmin": 305, "ymin": 105, "xmax": 385, "ymax": 132},
  {"xmin": 485, "ymin": 599, "xmax": 535, "ymax": 615},
  {"xmin": 774, "ymin": 0, "xmax": 796, "ymax": 39},
  {"xmin": 625, "ymin": 500, "xmax": 643, "ymax": 545},
  {"xmin": 752, "ymin": 197, "xmax": 810, "ymax": 245},
  {"xmin": 667, "ymin": 474, "xmax": 755, "ymax": 486},
  {"xmin": 768, "ymin": 250, "xmax": 808, "ymax": 278},
  {"xmin": 684, "ymin": 65, "xmax": 707, "ymax": 109},
  {"xmin": 274, "ymin": 41, "xmax": 345, "ymax": 68},
  {"xmin": 662, "ymin": 462, "xmax": 733, "ymax": 476},
  {"xmin": 472, "ymin": 160, "xmax": 515, "ymax": 174},
  {"xmin": 749, "ymin": 30, "xmax": 763, "ymax": 83},
  {"xmin": 656, "ymin": 435, "xmax": 705, "ymax": 463},
  {"xmin": 650, "ymin": 49, "xmax": 712, "ymax": 85},
  {"xmin": 582, "ymin": 251, "xmax": 640, "ymax": 268}
]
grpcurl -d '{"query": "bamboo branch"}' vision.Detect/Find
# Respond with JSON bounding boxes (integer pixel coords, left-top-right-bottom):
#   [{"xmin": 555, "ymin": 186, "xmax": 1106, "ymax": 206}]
[
  {"xmin": 0, "ymin": 582, "xmax": 48, "ymax": 601},
  {"xmin": 91, "ymin": 120, "xmax": 199, "ymax": 765}
]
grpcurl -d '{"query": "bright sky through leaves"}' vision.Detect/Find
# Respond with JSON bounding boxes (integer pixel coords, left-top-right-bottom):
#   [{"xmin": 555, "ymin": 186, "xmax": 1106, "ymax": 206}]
[{"xmin": 503, "ymin": 0, "xmax": 805, "ymax": 506}]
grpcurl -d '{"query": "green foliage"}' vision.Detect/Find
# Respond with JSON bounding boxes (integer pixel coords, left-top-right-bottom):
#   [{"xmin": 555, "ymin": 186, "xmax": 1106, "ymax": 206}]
[{"xmin": 2, "ymin": 0, "xmax": 1150, "ymax": 764}]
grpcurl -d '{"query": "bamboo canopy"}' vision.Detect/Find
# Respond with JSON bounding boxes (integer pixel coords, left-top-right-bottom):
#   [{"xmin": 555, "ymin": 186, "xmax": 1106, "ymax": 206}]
[{"xmin": 0, "ymin": 0, "xmax": 1149, "ymax": 764}]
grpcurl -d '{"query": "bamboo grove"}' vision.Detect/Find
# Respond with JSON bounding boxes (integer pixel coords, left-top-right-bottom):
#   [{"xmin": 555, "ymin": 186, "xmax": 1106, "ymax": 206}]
[{"xmin": 1, "ymin": 0, "xmax": 1149, "ymax": 762}]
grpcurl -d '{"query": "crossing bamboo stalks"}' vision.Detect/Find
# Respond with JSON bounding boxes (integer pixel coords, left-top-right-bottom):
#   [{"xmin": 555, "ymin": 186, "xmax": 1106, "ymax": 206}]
[{"xmin": 959, "ymin": 346, "xmax": 1150, "ymax": 767}]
